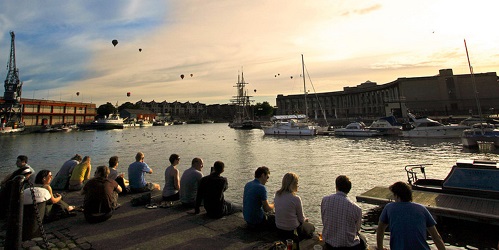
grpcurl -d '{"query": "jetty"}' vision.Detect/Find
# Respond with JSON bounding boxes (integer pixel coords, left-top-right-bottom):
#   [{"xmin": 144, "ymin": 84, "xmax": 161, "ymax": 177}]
[
  {"xmin": 0, "ymin": 190, "xmax": 322, "ymax": 249},
  {"xmin": 356, "ymin": 186, "xmax": 499, "ymax": 225}
]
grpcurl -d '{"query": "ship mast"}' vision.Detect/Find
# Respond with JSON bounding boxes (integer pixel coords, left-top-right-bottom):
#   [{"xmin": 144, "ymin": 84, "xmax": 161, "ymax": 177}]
[{"xmin": 302, "ymin": 54, "xmax": 308, "ymax": 117}]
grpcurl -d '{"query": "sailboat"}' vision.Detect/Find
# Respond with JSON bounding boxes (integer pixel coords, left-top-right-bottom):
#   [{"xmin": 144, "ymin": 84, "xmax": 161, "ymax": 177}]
[
  {"xmin": 262, "ymin": 55, "xmax": 317, "ymax": 136},
  {"xmin": 461, "ymin": 39, "xmax": 499, "ymax": 148},
  {"xmin": 228, "ymin": 71, "xmax": 258, "ymax": 129}
]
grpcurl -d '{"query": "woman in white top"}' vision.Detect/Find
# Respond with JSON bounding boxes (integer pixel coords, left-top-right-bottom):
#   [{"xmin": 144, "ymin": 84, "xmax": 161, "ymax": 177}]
[{"xmin": 274, "ymin": 172, "xmax": 308, "ymax": 249}]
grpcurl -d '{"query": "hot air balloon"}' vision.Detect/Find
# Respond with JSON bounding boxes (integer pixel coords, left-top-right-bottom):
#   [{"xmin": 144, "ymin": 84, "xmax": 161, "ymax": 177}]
[
  {"xmin": 190, "ymin": 74, "xmax": 193, "ymax": 77},
  {"xmin": 254, "ymin": 89, "xmax": 257, "ymax": 93},
  {"xmin": 290, "ymin": 76, "xmax": 293, "ymax": 79},
  {"xmin": 275, "ymin": 75, "xmax": 277, "ymax": 77},
  {"xmin": 180, "ymin": 74, "xmax": 185, "ymax": 79},
  {"xmin": 139, "ymin": 48, "xmax": 142, "ymax": 52},
  {"xmin": 112, "ymin": 39, "xmax": 118, "ymax": 47},
  {"xmin": 127, "ymin": 92, "xmax": 131, "ymax": 97},
  {"xmin": 76, "ymin": 92, "xmax": 80, "ymax": 96}
]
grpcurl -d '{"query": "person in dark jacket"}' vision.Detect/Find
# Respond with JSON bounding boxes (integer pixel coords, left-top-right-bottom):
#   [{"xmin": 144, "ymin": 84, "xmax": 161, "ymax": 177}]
[{"xmin": 194, "ymin": 161, "xmax": 241, "ymax": 218}]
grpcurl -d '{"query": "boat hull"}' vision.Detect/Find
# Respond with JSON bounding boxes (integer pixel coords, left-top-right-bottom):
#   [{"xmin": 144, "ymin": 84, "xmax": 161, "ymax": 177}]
[
  {"xmin": 401, "ymin": 126, "xmax": 468, "ymax": 138},
  {"xmin": 78, "ymin": 123, "xmax": 124, "ymax": 130},
  {"xmin": 262, "ymin": 127, "xmax": 316, "ymax": 136}
]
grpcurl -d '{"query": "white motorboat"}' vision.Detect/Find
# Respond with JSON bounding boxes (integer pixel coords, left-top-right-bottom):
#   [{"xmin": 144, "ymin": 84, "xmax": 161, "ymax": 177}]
[
  {"xmin": 78, "ymin": 113, "xmax": 124, "ymax": 130},
  {"xmin": 461, "ymin": 123, "xmax": 499, "ymax": 148},
  {"xmin": 334, "ymin": 122, "xmax": 381, "ymax": 137},
  {"xmin": 138, "ymin": 120, "xmax": 153, "ymax": 127},
  {"xmin": 262, "ymin": 114, "xmax": 317, "ymax": 136},
  {"xmin": 368, "ymin": 116, "xmax": 402, "ymax": 136},
  {"xmin": 401, "ymin": 113, "xmax": 469, "ymax": 138}
]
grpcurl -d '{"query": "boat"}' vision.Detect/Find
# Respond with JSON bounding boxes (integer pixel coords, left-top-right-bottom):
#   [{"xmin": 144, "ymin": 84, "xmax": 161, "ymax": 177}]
[
  {"xmin": 334, "ymin": 122, "xmax": 381, "ymax": 137},
  {"xmin": 461, "ymin": 123, "xmax": 499, "ymax": 148},
  {"xmin": 368, "ymin": 116, "xmax": 402, "ymax": 136},
  {"xmin": 228, "ymin": 71, "xmax": 258, "ymax": 130},
  {"xmin": 262, "ymin": 114, "xmax": 317, "ymax": 136},
  {"xmin": 0, "ymin": 122, "xmax": 24, "ymax": 134},
  {"xmin": 405, "ymin": 159, "xmax": 499, "ymax": 200},
  {"xmin": 78, "ymin": 113, "xmax": 124, "ymax": 130},
  {"xmin": 138, "ymin": 120, "xmax": 153, "ymax": 127},
  {"xmin": 400, "ymin": 113, "xmax": 469, "ymax": 138},
  {"xmin": 262, "ymin": 55, "xmax": 317, "ymax": 136},
  {"xmin": 153, "ymin": 120, "xmax": 170, "ymax": 126}
]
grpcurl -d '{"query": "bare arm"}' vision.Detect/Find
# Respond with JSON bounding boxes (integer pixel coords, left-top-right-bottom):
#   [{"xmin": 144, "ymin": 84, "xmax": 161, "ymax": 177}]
[
  {"xmin": 376, "ymin": 221, "xmax": 389, "ymax": 250},
  {"xmin": 173, "ymin": 168, "xmax": 180, "ymax": 190},
  {"xmin": 428, "ymin": 226, "xmax": 446, "ymax": 250},
  {"xmin": 262, "ymin": 199, "xmax": 274, "ymax": 212},
  {"xmin": 46, "ymin": 185, "xmax": 61, "ymax": 204}
]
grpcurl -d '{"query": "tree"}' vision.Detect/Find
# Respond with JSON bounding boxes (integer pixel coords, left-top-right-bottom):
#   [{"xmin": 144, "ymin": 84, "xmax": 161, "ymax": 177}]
[
  {"xmin": 254, "ymin": 101, "xmax": 274, "ymax": 117},
  {"xmin": 118, "ymin": 102, "xmax": 140, "ymax": 112},
  {"xmin": 97, "ymin": 102, "xmax": 117, "ymax": 117}
]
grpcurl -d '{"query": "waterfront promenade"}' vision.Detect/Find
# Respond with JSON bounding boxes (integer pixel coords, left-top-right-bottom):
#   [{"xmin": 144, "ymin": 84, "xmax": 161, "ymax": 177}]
[{"xmin": 0, "ymin": 190, "xmax": 323, "ymax": 250}]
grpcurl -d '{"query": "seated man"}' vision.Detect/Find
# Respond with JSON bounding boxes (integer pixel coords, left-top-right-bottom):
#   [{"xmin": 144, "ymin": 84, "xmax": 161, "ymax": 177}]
[
  {"xmin": 81, "ymin": 165, "xmax": 122, "ymax": 223},
  {"xmin": 243, "ymin": 166, "xmax": 275, "ymax": 229},
  {"xmin": 195, "ymin": 161, "xmax": 241, "ymax": 218},
  {"xmin": 179, "ymin": 157, "xmax": 204, "ymax": 207},
  {"xmin": 128, "ymin": 152, "xmax": 160, "ymax": 193}
]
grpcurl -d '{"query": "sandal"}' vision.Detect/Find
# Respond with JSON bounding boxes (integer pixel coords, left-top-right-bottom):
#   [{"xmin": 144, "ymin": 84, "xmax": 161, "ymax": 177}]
[{"xmin": 145, "ymin": 203, "xmax": 158, "ymax": 209}]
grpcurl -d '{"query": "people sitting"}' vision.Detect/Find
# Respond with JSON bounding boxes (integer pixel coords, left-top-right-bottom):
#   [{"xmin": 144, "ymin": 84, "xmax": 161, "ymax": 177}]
[
  {"xmin": 179, "ymin": 157, "xmax": 204, "ymax": 208},
  {"xmin": 162, "ymin": 154, "xmax": 181, "ymax": 201},
  {"xmin": 108, "ymin": 156, "xmax": 129, "ymax": 194},
  {"xmin": 243, "ymin": 166, "xmax": 275, "ymax": 229},
  {"xmin": 195, "ymin": 161, "xmax": 241, "ymax": 218},
  {"xmin": 81, "ymin": 165, "xmax": 122, "ymax": 223},
  {"xmin": 51, "ymin": 154, "xmax": 82, "ymax": 190},
  {"xmin": 128, "ymin": 152, "xmax": 160, "ymax": 193},
  {"xmin": 68, "ymin": 156, "xmax": 91, "ymax": 191}
]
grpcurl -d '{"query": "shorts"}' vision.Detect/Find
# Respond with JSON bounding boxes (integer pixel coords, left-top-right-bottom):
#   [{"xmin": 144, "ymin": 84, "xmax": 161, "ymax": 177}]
[{"xmin": 130, "ymin": 182, "xmax": 155, "ymax": 193}]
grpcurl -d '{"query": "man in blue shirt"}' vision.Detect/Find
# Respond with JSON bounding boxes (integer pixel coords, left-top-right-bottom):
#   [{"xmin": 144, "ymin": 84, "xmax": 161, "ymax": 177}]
[
  {"xmin": 376, "ymin": 181, "xmax": 445, "ymax": 250},
  {"xmin": 128, "ymin": 152, "xmax": 160, "ymax": 193},
  {"xmin": 243, "ymin": 166, "xmax": 275, "ymax": 229}
]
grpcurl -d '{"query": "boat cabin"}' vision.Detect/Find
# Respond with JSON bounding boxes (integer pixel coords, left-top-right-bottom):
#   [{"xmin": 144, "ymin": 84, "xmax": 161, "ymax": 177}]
[{"xmin": 406, "ymin": 159, "xmax": 499, "ymax": 199}]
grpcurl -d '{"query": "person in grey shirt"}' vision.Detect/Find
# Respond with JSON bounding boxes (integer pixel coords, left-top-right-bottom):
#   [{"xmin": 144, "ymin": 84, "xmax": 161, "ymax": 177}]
[{"xmin": 179, "ymin": 158, "xmax": 204, "ymax": 207}]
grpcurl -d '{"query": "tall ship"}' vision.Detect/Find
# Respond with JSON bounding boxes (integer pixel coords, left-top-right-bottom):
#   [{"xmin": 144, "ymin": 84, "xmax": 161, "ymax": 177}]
[{"xmin": 228, "ymin": 71, "xmax": 258, "ymax": 129}]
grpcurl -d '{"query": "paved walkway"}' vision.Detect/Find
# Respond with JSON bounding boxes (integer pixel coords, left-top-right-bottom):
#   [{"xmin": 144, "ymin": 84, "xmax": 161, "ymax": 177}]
[{"xmin": 1, "ymin": 190, "xmax": 322, "ymax": 249}]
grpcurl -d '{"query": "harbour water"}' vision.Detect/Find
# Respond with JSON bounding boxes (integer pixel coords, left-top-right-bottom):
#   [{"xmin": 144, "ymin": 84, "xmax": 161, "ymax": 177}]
[{"xmin": 1, "ymin": 123, "xmax": 498, "ymax": 248}]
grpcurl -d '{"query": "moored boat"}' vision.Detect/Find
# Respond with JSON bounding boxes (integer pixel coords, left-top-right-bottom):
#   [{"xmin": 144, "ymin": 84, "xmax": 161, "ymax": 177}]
[
  {"xmin": 405, "ymin": 159, "xmax": 499, "ymax": 200},
  {"xmin": 368, "ymin": 116, "xmax": 402, "ymax": 136},
  {"xmin": 461, "ymin": 123, "xmax": 499, "ymax": 148},
  {"xmin": 401, "ymin": 113, "xmax": 469, "ymax": 138},
  {"xmin": 78, "ymin": 113, "xmax": 124, "ymax": 130},
  {"xmin": 262, "ymin": 114, "xmax": 317, "ymax": 136},
  {"xmin": 334, "ymin": 122, "xmax": 381, "ymax": 137}
]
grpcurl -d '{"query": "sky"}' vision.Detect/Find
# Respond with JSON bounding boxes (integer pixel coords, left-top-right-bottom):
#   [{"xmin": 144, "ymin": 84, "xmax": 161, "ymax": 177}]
[{"xmin": 1, "ymin": 0, "xmax": 499, "ymax": 107}]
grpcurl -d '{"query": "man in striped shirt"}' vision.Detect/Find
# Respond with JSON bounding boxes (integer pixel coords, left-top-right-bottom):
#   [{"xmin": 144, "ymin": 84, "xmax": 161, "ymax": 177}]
[{"xmin": 321, "ymin": 175, "xmax": 366, "ymax": 250}]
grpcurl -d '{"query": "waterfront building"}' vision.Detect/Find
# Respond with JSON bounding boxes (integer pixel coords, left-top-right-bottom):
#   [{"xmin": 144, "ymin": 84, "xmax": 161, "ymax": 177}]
[
  {"xmin": 136, "ymin": 100, "xmax": 207, "ymax": 121},
  {"xmin": 120, "ymin": 109, "xmax": 156, "ymax": 122},
  {"xmin": 276, "ymin": 69, "xmax": 499, "ymax": 121},
  {"xmin": 0, "ymin": 98, "xmax": 96, "ymax": 126}
]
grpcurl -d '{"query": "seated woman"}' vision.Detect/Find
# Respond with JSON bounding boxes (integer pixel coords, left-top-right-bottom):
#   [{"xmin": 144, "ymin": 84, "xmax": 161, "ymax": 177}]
[
  {"xmin": 274, "ymin": 172, "xmax": 309, "ymax": 250},
  {"xmin": 81, "ymin": 165, "xmax": 122, "ymax": 223},
  {"xmin": 108, "ymin": 156, "xmax": 129, "ymax": 194},
  {"xmin": 35, "ymin": 170, "xmax": 78, "ymax": 220},
  {"xmin": 69, "ymin": 156, "xmax": 91, "ymax": 191}
]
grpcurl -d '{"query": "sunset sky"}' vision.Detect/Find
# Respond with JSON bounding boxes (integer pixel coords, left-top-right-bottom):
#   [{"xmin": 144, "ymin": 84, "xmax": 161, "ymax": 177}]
[{"xmin": 1, "ymin": 0, "xmax": 498, "ymax": 106}]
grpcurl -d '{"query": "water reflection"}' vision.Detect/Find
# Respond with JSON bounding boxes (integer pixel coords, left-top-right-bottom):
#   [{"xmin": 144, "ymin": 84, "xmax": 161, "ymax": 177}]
[{"xmin": 0, "ymin": 124, "xmax": 498, "ymax": 248}]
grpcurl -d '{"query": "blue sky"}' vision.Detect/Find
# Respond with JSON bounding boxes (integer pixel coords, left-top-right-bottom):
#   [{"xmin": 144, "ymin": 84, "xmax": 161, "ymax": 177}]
[{"xmin": 1, "ymin": 0, "xmax": 499, "ymax": 106}]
